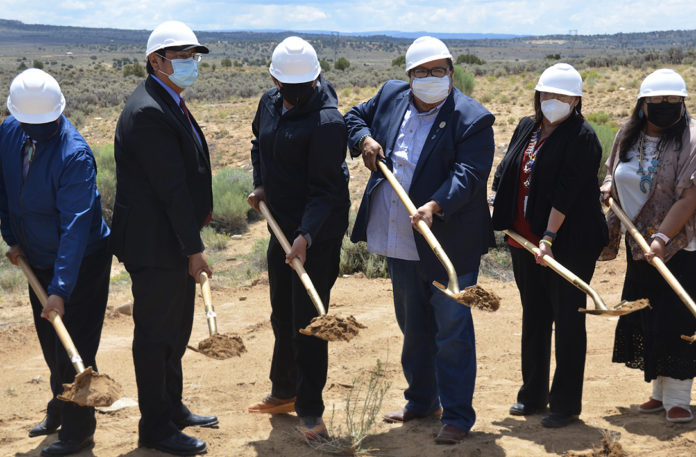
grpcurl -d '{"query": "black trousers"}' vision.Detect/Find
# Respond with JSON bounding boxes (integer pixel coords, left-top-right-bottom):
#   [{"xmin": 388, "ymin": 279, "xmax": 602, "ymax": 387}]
[
  {"xmin": 266, "ymin": 236, "xmax": 341, "ymax": 417},
  {"xmin": 29, "ymin": 242, "xmax": 111, "ymax": 441},
  {"xmin": 509, "ymin": 245, "xmax": 598, "ymax": 416},
  {"xmin": 127, "ymin": 261, "xmax": 196, "ymax": 442}
]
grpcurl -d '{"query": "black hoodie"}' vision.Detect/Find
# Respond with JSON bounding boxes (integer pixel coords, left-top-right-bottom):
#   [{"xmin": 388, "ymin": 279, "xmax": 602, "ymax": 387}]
[{"xmin": 251, "ymin": 75, "xmax": 350, "ymax": 244}]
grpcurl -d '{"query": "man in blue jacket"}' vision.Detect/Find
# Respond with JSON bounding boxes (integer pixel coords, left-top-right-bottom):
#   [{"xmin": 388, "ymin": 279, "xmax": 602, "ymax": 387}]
[
  {"xmin": 0, "ymin": 69, "xmax": 111, "ymax": 456},
  {"xmin": 345, "ymin": 36, "xmax": 495, "ymax": 443}
]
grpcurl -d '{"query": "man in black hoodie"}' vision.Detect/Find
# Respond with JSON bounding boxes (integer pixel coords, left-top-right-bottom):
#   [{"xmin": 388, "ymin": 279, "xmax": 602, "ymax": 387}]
[{"xmin": 246, "ymin": 36, "xmax": 350, "ymax": 439}]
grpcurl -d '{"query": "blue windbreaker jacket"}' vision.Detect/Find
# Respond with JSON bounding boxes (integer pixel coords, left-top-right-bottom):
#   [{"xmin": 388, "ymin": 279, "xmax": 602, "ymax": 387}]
[{"xmin": 0, "ymin": 115, "xmax": 109, "ymax": 300}]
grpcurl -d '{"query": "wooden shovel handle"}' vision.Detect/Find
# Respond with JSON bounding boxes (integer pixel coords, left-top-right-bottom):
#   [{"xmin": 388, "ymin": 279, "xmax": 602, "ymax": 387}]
[
  {"xmin": 199, "ymin": 272, "xmax": 218, "ymax": 336},
  {"xmin": 17, "ymin": 256, "xmax": 86, "ymax": 373},
  {"xmin": 608, "ymin": 198, "xmax": 696, "ymax": 319},
  {"xmin": 258, "ymin": 201, "xmax": 326, "ymax": 316},
  {"xmin": 504, "ymin": 230, "xmax": 609, "ymax": 310},
  {"xmin": 376, "ymin": 159, "xmax": 460, "ymax": 294}
]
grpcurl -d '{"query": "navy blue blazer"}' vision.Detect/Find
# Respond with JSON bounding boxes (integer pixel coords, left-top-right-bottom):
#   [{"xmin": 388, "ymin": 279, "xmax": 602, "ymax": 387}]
[{"xmin": 345, "ymin": 80, "xmax": 495, "ymax": 281}]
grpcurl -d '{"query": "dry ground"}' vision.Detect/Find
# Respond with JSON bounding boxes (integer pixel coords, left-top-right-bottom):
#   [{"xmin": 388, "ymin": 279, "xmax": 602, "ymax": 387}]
[{"xmin": 3, "ymin": 66, "xmax": 696, "ymax": 456}]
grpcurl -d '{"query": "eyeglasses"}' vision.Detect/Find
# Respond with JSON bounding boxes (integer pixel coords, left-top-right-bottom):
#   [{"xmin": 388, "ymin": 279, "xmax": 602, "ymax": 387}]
[
  {"xmin": 411, "ymin": 67, "xmax": 450, "ymax": 78},
  {"xmin": 645, "ymin": 95, "xmax": 684, "ymax": 104},
  {"xmin": 163, "ymin": 53, "xmax": 202, "ymax": 62}
]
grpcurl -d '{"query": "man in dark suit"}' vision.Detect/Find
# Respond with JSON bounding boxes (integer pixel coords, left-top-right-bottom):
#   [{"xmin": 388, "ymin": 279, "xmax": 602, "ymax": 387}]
[
  {"xmin": 112, "ymin": 21, "xmax": 216, "ymax": 456},
  {"xmin": 345, "ymin": 36, "xmax": 495, "ymax": 444}
]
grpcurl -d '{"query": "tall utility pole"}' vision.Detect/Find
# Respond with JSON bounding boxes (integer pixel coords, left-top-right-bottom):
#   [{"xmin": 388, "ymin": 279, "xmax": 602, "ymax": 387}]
[{"xmin": 331, "ymin": 31, "xmax": 339, "ymax": 62}]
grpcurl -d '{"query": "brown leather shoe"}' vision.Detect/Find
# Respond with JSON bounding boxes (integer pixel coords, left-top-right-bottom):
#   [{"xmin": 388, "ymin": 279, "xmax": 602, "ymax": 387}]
[
  {"xmin": 383, "ymin": 407, "xmax": 442, "ymax": 423},
  {"xmin": 435, "ymin": 424, "xmax": 468, "ymax": 444},
  {"xmin": 248, "ymin": 394, "xmax": 296, "ymax": 414}
]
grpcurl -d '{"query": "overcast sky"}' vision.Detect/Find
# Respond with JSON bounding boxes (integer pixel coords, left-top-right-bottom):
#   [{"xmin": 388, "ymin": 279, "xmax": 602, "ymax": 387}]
[{"xmin": 3, "ymin": 0, "xmax": 695, "ymax": 35}]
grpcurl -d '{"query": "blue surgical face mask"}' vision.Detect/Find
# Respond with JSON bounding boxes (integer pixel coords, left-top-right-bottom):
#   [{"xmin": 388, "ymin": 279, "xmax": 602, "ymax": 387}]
[
  {"xmin": 160, "ymin": 57, "xmax": 198, "ymax": 88},
  {"xmin": 21, "ymin": 119, "xmax": 61, "ymax": 142}
]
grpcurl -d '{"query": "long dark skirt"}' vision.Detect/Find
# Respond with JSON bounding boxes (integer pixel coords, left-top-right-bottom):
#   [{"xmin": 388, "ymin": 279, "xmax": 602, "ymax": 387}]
[{"xmin": 613, "ymin": 245, "xmax": 696, "ymax": 382}]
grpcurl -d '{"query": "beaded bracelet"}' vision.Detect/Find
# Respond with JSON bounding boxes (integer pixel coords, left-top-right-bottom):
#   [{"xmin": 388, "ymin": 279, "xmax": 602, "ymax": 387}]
[
  {"xmin": 539, "ymin": 239, "xmax": 553, "ymax": 247},
  {"xmin": 602, "ymin": 177, "xmax": 613, "ymax": 184}
]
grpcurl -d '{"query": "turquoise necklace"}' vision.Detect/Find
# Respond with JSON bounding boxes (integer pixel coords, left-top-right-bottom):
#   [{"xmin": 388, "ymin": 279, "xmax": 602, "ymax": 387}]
[{"xmin": 636, "ymin": 133, "xmax": 662, "ymax": 194}]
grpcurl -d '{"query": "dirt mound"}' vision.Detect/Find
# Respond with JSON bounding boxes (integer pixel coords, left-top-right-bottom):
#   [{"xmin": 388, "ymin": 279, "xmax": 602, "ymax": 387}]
[
  {"xmin": 300, "ymin": 315, "xmax": 366, "ymax": 342},
  {"xmin": 58, "ymin": 366, "xmax": 121, "ymax": 407},
  {"xmin": 195, "ymin": 333, "xmax": 247, "ymax": 359},
  {"xmin": 456, "ymin": 285, "xmax": 501, "ymax": 312}
]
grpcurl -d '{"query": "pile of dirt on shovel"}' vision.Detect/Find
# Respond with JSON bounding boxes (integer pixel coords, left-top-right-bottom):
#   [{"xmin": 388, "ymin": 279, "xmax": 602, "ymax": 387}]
[
  {"xmin": 458, "ymin": 285, "xmax": 501, "ymax": 312},
  {"xmin": 300, "ymin": 315, "xmax": 366, "ymax": 342},
  {"xmin": 196, "ymin": 333, "xmax": 247, "ymax": 360},
  {"xmin": 58, "ymin": 367, "xmax": 121, "ymax": 407}
]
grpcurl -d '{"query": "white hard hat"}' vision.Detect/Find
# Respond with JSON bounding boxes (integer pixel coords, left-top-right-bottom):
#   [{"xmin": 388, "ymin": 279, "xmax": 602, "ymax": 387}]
[
  {"xmin": 405, "ymin": 36, "xmax": 453, "ymax": 73},
  {"xmin": 146, "ymin": 21, "xmax": 209, "ymax": 56},
  {"xmin": 535, "ymin": 63, "xmax": 583, "ymax": 97},
  {"xmin": 6, "ymin": 68, "xmax": 65, "ymax": 124},
  {"xmin": 638, "ymin": 69, "xmax": 688, "ymax": 99},
  {"xmin": 269, "ymin": 36, "xmax": 320, "ymax": 84}
]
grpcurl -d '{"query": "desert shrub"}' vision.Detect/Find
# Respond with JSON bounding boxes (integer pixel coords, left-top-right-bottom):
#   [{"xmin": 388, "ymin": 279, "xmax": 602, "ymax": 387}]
[
  {"xmin": 201, "ymin": 226, "xmax": 229, "ymax": 252},
  {"xmin": 589, "ymin": 121, "xmax": 618, "ymax": 184},
  {"xmin": 586, "ymin": 110, "xmax": 615, "ymax": 127},
  {"xmin": 391, "ymin": 55, "xmax": 405, "ymax": 67},
  {"xmin": 32, "ymin": 60, "xmax": 44, "ymax": 69},
  {"xmin": 221, "ymin": 58, "xmax": 232, "ymax": 67},
  {"xmin": 339, "ymin": 237, "xmax": 388, "ymax": 278},
  {"xmin": 334, "ymin": 57, "xmax": 350, "ymax": 71},
  {"xmin": 122, "ymin": 62, "xmax": 145, "ymax": 78},
  {"xmin": 453, "ymin": 66, "xmax": 475, "ymax": 96},
  {"xmin": 93, "ymin": 144, "xmax": 116, "ymax": 226},
  {"xmin": 545, "ymin": 53, "xmax": 561, "ymax": 60},
  {"xmin": 211, "ymin": 168, "xmax": 255, "ymax": 234},
  {"xmin": 456, "ymin": 53, "xmax": 485, "ymax": 65},
  {"xmin": 479, "ymin": 231, "xmax": 513, "ymax": 282},
  {"xmin": 319, "ymin": 59, "xmax": 331, "ymax": 72}
]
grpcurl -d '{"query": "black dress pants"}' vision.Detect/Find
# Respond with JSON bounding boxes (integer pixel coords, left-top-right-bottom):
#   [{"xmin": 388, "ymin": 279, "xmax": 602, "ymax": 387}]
[
  {"xmin": 29, "ymin": 242, "xmax": 111, "ymax": 441},
  {"xmin": 127, "ymin": 260, "xmax": 196, "ymax": 442},
  {"xmin": 266, "ymin": 235, "xmax": 341, "ymax": 418},
  {"xmin": 509, "ymin": 245, "xmax": 598, "ymax": 416}
]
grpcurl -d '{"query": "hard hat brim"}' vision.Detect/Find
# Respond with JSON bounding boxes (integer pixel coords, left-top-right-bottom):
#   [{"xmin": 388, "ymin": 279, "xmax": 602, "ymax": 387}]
[
  {"xmin": 405, "ymin": 55, "xmax": 453, "ymax": 73},
  {"xmin": 637, "ymin": 89, "xmax": 689, "ymax": 99},
  {"xmin": 269, "ymin": 66, "xmax": 321, "ymax": 84},
  {"xmin": 146, "ymin": 41, "xmax": 209, "ymax": 56},
  {"xmin": 535, "ymin": 84, "xmax": 582, "ymax": 97},
  {"xmin": 7, "ymin": 95, "xmax": 65, "ymax": 124}
]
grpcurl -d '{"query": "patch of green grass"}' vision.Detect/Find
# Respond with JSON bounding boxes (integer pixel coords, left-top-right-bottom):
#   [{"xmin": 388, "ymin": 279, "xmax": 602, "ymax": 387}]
[{"xmin": 589, "ymin": 121, "xmax": 619, "ymax": 184}]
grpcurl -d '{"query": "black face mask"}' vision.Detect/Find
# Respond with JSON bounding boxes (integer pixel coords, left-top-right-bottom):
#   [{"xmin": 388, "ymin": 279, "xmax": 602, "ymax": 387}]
[
  {"xmin": 279, "ymin": 82, "xmax": 315, "ymax": 107},
  {"xmin": 646, "ymin": 101, "xmax": 683, "ymax": 128},
  {"xmin": 21, "ymin": 119, "xmax": 61, "ymax": 142}
]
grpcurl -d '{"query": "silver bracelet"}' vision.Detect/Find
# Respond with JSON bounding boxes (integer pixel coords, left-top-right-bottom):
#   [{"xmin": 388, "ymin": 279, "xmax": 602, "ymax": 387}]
[{"xmin": 651, "ymin": 232, "xmax": 670, "ymax": 245}]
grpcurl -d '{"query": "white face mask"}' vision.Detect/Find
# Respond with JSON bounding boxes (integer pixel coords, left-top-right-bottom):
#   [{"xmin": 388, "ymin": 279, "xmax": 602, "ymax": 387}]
[
  {"xmin": 411, "ymin": 76, "xmax": 451, "ymax": 104},
  {"xmin": 541, "ymin": 99, "xmax": 572, "ymax": 123}
]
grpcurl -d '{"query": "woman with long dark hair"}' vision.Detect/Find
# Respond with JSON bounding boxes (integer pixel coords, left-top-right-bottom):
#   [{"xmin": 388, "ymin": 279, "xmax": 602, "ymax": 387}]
[
  {"xmin": 490, "ymin": 63, "xmax": 608, "ymax": 428},
  {"xmin": 600, "ymin": 68, "xmax": 696, "ymax": 423}
]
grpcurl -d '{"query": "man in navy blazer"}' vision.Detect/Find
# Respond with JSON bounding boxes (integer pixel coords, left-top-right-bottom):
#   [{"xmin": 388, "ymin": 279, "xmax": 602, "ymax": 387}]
[{"xmin": 345, "ymin": 36, "xmax": 495, "ymax": 444}]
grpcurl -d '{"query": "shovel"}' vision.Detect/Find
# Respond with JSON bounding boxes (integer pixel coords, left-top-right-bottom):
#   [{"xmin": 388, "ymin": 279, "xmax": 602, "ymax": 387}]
[
  {"xmin": 376, "ymin": 159, "xmax": 500, "ymax": 311},
  {"xmin": 607, "ymin": 198, "xmax": 696, "ymax": 341},
  {"xmin": 258, "ymin": 200, "xmax": 365, "ymax": 342},
  {"xmin": 504, "ymin": 230, "xmax": 648, "ymax": 316},
  {"xmin": 16, "ymin": 256, "xmax": 121, "ymax": 407},
  {"xmin": 187, "ymin": 272, "xmax": 247, "ymax": 359}
]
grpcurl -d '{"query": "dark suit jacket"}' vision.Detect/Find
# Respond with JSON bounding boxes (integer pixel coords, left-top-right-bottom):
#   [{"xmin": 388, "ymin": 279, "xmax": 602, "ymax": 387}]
[
  {"xmin": 111, "ymin": 76, "xmax": 212, "ymax": 268},
  {"xmin": 491, "ymin": 115, "xmax": 608, "ymax": 255},
  {"xmin": 345, "ymin": 80, "xmax": 496, "ymax": 281}
]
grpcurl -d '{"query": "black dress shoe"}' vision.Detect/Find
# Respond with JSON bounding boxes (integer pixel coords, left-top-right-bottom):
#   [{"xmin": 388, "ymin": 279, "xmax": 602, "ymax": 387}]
[
  {"xmin": 174, "ymin": 412, "xmax": 219, "ymax": 430},
  {"xmin": 29, "ymin": 415, "xmax": 61, "ymax": 437},
  {"xmin": 40, "ymin": 435, "xmax": 94, "ymax": 456},
  {"xmin": 139, "ymin": 431, "xmax": 207, "ymax": 456},
  {"xmin": 509, "ymin": 402, "xmax": 545, "ymax": 416},
  {"xmin": 541, "ymin": 413, "xmax": 579, "ymax": 428}
]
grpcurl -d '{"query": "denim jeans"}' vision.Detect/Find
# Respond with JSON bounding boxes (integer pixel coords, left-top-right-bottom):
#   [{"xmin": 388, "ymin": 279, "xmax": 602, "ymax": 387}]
[{"xmin": 387, "ymin": 257, "xmax": 478, "ymax": 432}]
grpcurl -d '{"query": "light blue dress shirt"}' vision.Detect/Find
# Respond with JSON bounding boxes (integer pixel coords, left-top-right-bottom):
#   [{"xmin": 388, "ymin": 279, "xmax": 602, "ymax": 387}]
[{"xmin": 366, "ymin": 99, "xmax": 444, "ymax": 260}]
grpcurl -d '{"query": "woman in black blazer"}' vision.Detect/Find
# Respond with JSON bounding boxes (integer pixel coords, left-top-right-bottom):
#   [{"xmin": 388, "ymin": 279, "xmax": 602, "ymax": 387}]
[{"xmin": 490, "ymin": 63, "xmax": 608, "ymax": 428}]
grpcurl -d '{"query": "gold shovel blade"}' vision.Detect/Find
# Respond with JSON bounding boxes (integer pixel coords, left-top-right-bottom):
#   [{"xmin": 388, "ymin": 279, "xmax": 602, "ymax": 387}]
[{"xmin": 579, "ymin": 299, "xmax": 650, "ymax": 316}]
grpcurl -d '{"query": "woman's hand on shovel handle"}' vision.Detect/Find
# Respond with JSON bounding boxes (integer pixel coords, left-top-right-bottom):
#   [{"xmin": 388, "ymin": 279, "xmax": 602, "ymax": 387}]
[
  {"xmin": 247, "ymin": 186, "xmax": 265, "ymax": 212},
  {"xmin": 189, "ymin": 252, "xmax": 212, "ymax": 283},
  {"xmin": 645, "ymin": 238, "xmax": 666, "ymax": 265},
  {"xmin": 286, "ymin": 235, "xmax": 308, "ymax": 270},
  {"xmin": 361, "ymin": 136, "xmax": 384, "ymax": 172},
  {"xmin": 41, "ymin": 295, "xmax": 65, "ymax": 319},
  {"xmin": 535, "ymin": 240, "xmax": 554, "ymax": 267}
]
